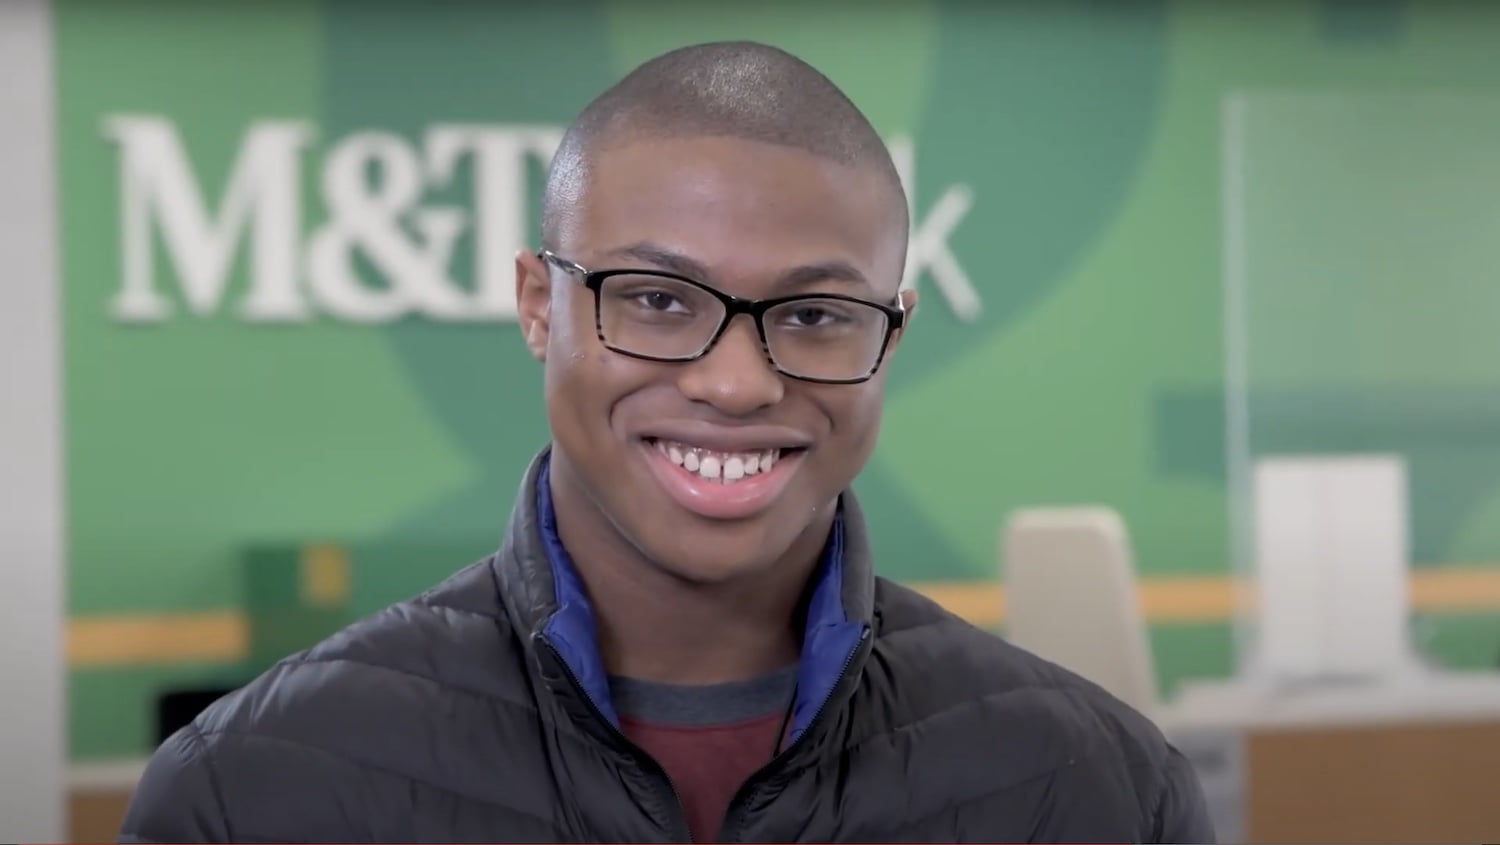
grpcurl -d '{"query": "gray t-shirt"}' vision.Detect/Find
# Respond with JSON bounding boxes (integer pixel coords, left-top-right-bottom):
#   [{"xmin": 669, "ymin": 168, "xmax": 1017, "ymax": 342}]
[{"xmin": 608, "ymin": 664, "xmax": 798, "ymax": 727}]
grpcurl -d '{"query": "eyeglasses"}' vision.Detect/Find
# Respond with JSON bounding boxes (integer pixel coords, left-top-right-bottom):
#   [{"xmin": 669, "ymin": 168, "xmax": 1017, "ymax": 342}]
[{"xmin": 539, "ymin": 250, "xmax": 906, "ymax": 385}]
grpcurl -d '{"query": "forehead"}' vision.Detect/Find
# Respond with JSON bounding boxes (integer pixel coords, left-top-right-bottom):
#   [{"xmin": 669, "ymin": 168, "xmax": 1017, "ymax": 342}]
[{"xmin": 563, "ymin": 136, "xmax": 906, "ymax": 293}]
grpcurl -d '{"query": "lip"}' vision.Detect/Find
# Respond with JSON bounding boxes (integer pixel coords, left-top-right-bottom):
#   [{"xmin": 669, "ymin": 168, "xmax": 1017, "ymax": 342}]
[
  {"xmin": 637, "ymin": 439, "xmax": 806, "ymax": 521},
  {"xmin": 635, "ymin": 421, "xmax": 814, "ymax": 453}
]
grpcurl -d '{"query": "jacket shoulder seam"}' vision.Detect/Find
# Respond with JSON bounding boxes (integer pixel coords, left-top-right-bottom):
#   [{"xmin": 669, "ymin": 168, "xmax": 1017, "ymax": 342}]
[
  {"xmin": 847, "ymin": 681, "xmax": 1084, "ymax": 752},
  {"xmin": 879, "ymin": 764, "xmax": 1063, "ymax": 837},
  {"xmin": 270, "ymin": 654, "xmax": 613, "ymax": 760},
  {"xmin": 189, "ymin": 721, "xmax": 235, "ymax": 842},
  {"xmin": 275, "ymin": 655, "xmax": 538, "ymax": 715},
  {"xmin": 415, "ymin": 595, "xmax": 506, "ymax": 622},
  {"xmin": 193, "ymin": 726, "xmax": 566, "ymax": 835}
]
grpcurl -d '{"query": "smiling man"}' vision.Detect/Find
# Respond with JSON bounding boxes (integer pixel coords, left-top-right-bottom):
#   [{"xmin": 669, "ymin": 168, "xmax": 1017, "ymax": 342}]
[{"xmin": 121, "ymin": 42, "xmax": 1213, "ymax": 844}]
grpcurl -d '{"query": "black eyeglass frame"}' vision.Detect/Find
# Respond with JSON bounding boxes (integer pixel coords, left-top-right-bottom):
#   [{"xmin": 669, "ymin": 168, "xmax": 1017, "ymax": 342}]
[{"xmin": 539, "ymin": 249, "xmax": 907, "ymax": 385}]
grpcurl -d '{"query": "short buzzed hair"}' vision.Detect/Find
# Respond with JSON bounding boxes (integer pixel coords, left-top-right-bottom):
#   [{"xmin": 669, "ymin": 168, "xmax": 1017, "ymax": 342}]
[{"xmin": 540, "ymin": 41, "xmax": 908, "ymax": 250}]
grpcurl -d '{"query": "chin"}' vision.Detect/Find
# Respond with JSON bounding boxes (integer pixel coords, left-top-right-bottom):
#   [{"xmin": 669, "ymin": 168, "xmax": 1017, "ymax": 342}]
[
  {"xmin": 659, "ymin": 560, "xmax": 766, "ymax": 587},
  {"xmin": 631, "ymin": 518, "xmax": 787, "ymax": 586}
]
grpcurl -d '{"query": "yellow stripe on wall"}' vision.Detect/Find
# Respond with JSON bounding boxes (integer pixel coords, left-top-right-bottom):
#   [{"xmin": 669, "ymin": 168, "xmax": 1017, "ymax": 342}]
[
  {"xmin": 912, "ymin": 567, "xmax": 1500, "ymax": 629},
  {"xmin": 1408, "ymin": 566, "xmax": 1500, "ymax": 611},
  {"xmin": 68, "ymin": 611, "xmax": 247, "ymax": 668},
  {"xmin": 912, "ymin": 575, "xmax": 1242, "ymax": 630},
  {"xmin": 66, "ymin": 567, "xmax": 1500, "ymax": 668}
]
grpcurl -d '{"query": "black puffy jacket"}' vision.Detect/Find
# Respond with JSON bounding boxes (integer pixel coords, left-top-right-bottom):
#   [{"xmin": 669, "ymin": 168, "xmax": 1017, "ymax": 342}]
[{"xmin": 121, "ymin": 450, "xmax": 1214, "ymax": 843}]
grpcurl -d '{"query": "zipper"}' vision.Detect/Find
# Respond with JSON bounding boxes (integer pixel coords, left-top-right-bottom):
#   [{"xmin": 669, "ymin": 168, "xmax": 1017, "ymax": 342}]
[
  {"xmin": 537, "ymin": 635, "xmax": 697, "ymax": 843},
  {"xmin": 714, "ymin": 624, "xmax": 873, "ymax": 843}
]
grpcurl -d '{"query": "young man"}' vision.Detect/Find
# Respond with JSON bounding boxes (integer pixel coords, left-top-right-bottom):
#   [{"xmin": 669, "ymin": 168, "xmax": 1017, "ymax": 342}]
[{"xmin": 122, "ymin": 42, "xmax": 1213, "ymax": 843}]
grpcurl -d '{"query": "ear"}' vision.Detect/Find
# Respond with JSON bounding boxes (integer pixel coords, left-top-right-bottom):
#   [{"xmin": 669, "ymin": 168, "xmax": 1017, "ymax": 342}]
[
  {"xmin": 887, "ymin": 287, "xmax": 918, "ymax": 352},
  {"xmin": 515, "ymin": 250, "xmax": 552, "ymax": 362},
  {"xmin": 900, "ymin": 287, "xmax": 918, "ymax": 319}
]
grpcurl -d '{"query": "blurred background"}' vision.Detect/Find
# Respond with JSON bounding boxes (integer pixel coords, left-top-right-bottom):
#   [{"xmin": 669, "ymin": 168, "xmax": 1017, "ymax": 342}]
[{"xmin": 3, "ymin": 0, "xmax": 1500, "ymax": 841}]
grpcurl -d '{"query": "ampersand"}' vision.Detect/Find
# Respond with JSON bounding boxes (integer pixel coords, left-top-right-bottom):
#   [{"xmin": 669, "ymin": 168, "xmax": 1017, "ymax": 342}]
[{"xmin": 306, "ymin": 131, "xmax": 466, "ymax": 323}]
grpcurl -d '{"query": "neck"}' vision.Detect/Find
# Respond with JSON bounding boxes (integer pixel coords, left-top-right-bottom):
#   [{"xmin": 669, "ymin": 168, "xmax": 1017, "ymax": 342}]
[
  {"xmin": 586, "ymin": 557, "xmax": 810, "ymax": 685},
  {"xmin": 547, "ymin": 459, "xmax": 833, "ymax": 686}
]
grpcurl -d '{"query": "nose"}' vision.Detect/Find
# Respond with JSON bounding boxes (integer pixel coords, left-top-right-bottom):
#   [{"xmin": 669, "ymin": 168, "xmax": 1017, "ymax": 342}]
[{"xmin": 675, "ymin": 314, "xmax": 785, "ymax": 415}]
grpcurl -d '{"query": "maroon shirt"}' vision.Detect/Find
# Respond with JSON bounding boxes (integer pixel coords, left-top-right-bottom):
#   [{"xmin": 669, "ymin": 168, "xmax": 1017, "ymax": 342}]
[
  {"xmin": 621, "ymin": 711, "xmax": 786, "ymax": 842},
  {"xmin": 610, "ymin": 667, "xmax": 797, "ymax": 842}
]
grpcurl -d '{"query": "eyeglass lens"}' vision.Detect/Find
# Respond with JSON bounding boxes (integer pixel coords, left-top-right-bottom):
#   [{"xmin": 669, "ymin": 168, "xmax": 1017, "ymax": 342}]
[{"xmin": 596, "ymin": 273, "xmax": 890, "ymax": 381}]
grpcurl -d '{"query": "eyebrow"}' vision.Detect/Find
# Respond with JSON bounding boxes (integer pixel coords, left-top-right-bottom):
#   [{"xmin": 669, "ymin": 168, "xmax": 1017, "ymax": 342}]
[{"xmin": 602, "ymin": 241, "xmax": 873, "ymax": 293}]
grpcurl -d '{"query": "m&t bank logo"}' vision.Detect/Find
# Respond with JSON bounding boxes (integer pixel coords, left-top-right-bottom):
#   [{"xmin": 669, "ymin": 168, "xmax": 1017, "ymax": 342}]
[{"xmin": 105, "ymin": 116, "xmax": 981, "ymax": 325}]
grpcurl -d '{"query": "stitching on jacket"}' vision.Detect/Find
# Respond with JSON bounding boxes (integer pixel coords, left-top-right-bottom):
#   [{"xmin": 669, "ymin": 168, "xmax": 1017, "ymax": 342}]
[
  {"xmin": 869, "ymin": 611, "xmax": 947, "ymax": 640},
  {"xmin": 870, "ymin": 579, "xmax": 957, "ymax": 635},
  {"xmin": 277, "ymin": 655, "xmax": 541, "ymax": 716},
  {"xmin": 1149, "ymin": 765, "xmax": 1168, "ymax": 843},
  {"xmin": 417, "ymin": 596, "xmax": 506, "ymax": 622},
  {"xmin": 258, "ymin": 657, "xmax": 622, "ymax": 768},
  {"xmin": 887, "ymin": 741, "xmax": 1171, "ymax": 838},
  {"xmin": 188, "ymin": 721, "xmax": 236, "ymax": 842},
  {"xmin": 1145, "ymin": 744, "xmax": 1184, "ymax": 841},
  {"xmin": 827, "ymin": 682, "xmax": 1162, "ymax": 817},
  {"xmin": 838, "ymin": 681, "xmax": 1083, "ymax": 757},
  {"xmin": 124, "ymin": 832, "xmax": 334, "ymax": 844},
  {"xmin": 857, "ymin": 748, "xmax": 1160, "ymax": 839},
  {"xmin": 777, "ymin": 687, "xmax": 1085, "ymax": 824},
  {"xmin": 193, "ymin": 727, "xmax": 568, "ymax": 836},
  {"xmin": 877, "ymin": 765, "xmax": 1062, "ymax": 837},
  {"xmin": 1056, "ymin": 683, "xmax": 1161, "ymax": 807}
]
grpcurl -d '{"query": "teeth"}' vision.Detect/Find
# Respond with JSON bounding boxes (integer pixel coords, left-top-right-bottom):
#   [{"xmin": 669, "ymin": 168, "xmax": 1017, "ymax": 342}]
[
  {"xmin": 650, "ymin": 439, "xmax": 788, "ymax": 484},
  {"xmin": 699, "ymin": 455, "xmax": 721, "ymax": 480}
]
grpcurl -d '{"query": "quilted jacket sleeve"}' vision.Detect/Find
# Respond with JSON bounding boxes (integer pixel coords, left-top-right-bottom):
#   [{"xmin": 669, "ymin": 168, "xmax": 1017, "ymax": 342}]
[
  {"xmin": 1152, "ymin": 744, "xmax": 1217, "ymax": 844},
  {"xmin": 118, "ymin": 724, "xmax": 233, "ymax": 844}
]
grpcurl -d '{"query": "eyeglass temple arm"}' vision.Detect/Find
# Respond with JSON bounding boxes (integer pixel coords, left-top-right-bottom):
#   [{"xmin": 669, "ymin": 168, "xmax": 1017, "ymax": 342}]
[{"xmin": 538, "ymin": 249, "xmax": 588, "ymax": 277}]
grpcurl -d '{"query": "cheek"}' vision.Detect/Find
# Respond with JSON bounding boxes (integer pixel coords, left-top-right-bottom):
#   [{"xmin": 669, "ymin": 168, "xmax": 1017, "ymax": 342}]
[
  {"xmin": 543, "ymin": 300, "xmax": 606, "ymax": 433},
  {"xmin": 543, "ymin": 303, "xmax": 659, "ymax": 445},
  {"xmin": 817, "ymin": 386, "xmax": 887, "ymax": 464},
  {"xmin": 548, "ymin": 284, "xmax": 597, "ymax": 351},
  {"xmin": 544, "ymin": 286, "xmax": 609, "ymax": 387},
  {"xmin": 847, "ymin": 397, "xmax": 885, "ymax": 458}
]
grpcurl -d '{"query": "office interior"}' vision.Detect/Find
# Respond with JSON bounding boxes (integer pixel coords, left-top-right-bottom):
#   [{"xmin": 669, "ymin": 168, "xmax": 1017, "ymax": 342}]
[{"xmin": 3, "ymin": 0, "xmax": 1500, "ymax": 842}]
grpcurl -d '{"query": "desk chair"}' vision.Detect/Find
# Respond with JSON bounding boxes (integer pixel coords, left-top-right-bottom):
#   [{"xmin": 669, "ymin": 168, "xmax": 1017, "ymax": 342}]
[{"xmin": 1001, "ymin": 507, "xmax": 1159, "ymax": 716}]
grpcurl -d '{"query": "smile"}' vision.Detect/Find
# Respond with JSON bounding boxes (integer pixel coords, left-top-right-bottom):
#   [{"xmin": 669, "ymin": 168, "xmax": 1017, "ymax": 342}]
[
  {"xmin": 639, "ymin": 436, "xmax": 807, "ymax": 519},
  {"xmin": 650, "ymin": 439, "xmax": 784, "ymax": 484}
]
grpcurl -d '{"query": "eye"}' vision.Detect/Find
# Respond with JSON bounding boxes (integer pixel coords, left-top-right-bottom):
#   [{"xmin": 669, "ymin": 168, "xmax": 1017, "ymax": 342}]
[
  {"xmin": 785, "ymin": 304, "xmax": 847, "ymax": 327},
  {"xmin": 631, "ymin": 290, "xmax": 689, "ymax": 313}
]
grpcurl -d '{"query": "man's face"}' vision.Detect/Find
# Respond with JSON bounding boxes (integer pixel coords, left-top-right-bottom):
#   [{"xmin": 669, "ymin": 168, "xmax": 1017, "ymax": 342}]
[{"xmin": 517, "ymin": 135, "xmax": 914, "ymax": 584}]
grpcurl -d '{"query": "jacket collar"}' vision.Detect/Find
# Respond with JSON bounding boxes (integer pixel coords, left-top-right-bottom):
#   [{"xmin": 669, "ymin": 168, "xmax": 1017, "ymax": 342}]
[{"xmin": 493, "ymin": 446, "xmax": 875, "ymax": 746}]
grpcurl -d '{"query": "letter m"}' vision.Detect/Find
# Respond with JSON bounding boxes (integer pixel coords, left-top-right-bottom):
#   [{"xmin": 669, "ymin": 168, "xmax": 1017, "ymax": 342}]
[{"xmin": 105, "ymin": 116, "xmax": 312, "ymax": 322}]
